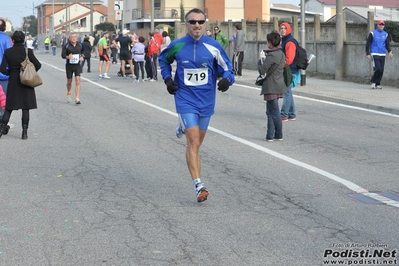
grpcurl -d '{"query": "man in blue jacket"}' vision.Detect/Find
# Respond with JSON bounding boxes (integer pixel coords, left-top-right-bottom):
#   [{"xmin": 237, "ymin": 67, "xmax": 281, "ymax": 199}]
[
  {"xmin": 159, "ymin": 8, "xmax": 234, "ymax": 203},
  {"xmin": 366, "ymin": 20, "xmax": 393, "ymax": 89},
  {"xmin": 0, "ymin": 19, "xmax": 13, "ymax": 134}
]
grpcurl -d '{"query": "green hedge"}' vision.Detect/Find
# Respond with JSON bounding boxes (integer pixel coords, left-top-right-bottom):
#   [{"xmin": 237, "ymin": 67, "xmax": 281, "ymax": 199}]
[{"xmin": 384, "ymin": 21, "xmax": 399, "ymax": 42}]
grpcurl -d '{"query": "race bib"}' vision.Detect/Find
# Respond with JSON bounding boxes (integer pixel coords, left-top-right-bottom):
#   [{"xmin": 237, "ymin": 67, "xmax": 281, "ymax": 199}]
[
  {"xmin": 69, "ymin": 54, "xmax": 80, "ymax": 64},
  {"xmin": 184, "ymin": 68, "xmax": 208, "ymax": 86}
]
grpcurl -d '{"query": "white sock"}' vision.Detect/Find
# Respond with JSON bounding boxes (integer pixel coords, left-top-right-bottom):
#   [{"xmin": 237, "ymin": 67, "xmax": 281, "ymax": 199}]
[{"xmin": 193, "ymin": 179, "xmax": 202, "ymax": 189}]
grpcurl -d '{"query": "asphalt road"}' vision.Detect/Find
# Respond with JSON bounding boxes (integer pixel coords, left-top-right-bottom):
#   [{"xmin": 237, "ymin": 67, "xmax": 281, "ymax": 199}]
[{"xmin": 0, "ymin": 51, "xmax": 398, "ymax": 266}]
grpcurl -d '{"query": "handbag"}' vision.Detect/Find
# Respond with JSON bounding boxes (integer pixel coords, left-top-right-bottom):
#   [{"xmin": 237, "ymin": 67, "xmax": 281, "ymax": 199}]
[
  {"xmin": 283, "ymin": 66, "xmax": 293, "ymax": 87},
  {"xmin": 20, "ymin": 48, "xmax": 42, "ymax": 87}
]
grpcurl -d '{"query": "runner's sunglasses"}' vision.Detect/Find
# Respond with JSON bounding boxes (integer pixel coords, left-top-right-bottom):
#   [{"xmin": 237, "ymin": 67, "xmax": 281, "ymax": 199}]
[{"xmin": 187, "ymin": 20, "xmax": 206, "ymax": 25}]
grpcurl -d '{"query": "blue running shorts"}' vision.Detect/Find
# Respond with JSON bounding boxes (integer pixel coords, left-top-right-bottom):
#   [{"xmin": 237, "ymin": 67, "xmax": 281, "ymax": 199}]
[{"xmin": 178, "ymin": 113, "xmax": 211, "ymax": 131}]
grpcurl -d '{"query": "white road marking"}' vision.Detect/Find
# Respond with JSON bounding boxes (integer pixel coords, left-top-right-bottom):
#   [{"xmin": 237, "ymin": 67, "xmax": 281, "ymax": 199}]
[
  {"xmin": 234, "ymin": 83, "xmax": 399, "ymax": 118},
  {"xmin": 42, "ymin": 61, "xmax": 399, "ymax": 208}
]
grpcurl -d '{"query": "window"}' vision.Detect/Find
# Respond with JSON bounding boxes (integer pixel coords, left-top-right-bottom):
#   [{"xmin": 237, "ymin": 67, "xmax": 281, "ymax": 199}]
[{"xmin": 81, "ymin": 17, "xmax": 86, "ymax": 28}]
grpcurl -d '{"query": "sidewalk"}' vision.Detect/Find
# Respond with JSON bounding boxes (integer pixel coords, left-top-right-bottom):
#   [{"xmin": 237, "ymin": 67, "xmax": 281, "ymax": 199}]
[{"xmin": 238, "ymin": 69, "xmax": 399, "ymax": 115}]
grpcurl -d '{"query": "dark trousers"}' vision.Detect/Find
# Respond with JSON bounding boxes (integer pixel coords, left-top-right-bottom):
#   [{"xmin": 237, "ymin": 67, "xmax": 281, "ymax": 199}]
[
  {"xmin": 82, "ymin": 58, "xmax": 91, "ymax": 72},
  {"xmin": 232, "ymin": 51, "xmax": 244, "ymax": 76},
  {"xmin": 134, "ymin": 61, "xmax": 145, "ymax": 80},
  {"xmin": 111, "ymin": 48, "xmax": 118, "ymax": 63},
  {"xmin": 371, "ymin": 55, "xmax": 386, "ymax": 86},
  {"xmin": 150, "ymin": 54, "xmax": 158, "ymax": 80},
  {"xmin": 2, "ymin": 109, "xmax": 29, "ymax": 125},
  {"xmin": 145, "ymin": 56, "xmax": 153, "ymax": 79}
]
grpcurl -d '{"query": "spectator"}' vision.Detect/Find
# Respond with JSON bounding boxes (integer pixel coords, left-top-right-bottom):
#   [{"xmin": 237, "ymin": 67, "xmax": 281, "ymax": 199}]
[
  {"xmin": 51, "ymin": 37, "xmax": 57, "ymax": 56},
  {"xmin": 279, "ymin": 22, "xmax": 300, "ymax": 121},
  {"xmin": 0, "ymin": 19, "xmax": 13, "ymax": 133},
  {"xmin": 232, "ymin": 23, "xmax": 245, "ymax": 77},
  {"xmin": 365, "ymin": 20, "xmax": 393, "ymax": 89},
  {"xmin": 161, "ymin": 31, "xmax": 171, "ymax": 52},
  {"xmin": 82, "ymin": 36, "xmax": 92, "ymax": 73},
  {"xmin": 258, "ymin": 31, "xmax": 287, "ymax": 142},
  {"xmin": 213, "ymin": 26, "xmax": 228, "ymax": 50},
  {"xmin": 0, "ymin": 31, "xmax": 42, "ymax": 140},
  {"xmin": 44, "ymin": 36, "xmax": 50, "ymax": 52}
]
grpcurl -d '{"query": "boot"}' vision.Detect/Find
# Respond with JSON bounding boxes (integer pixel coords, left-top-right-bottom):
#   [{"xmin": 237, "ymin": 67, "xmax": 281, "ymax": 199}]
[
  {"xmin": 0, "ymin": 123, "xmax": 6, "ymax": 138},
  {"xmin": 22, "ymin": 124, "xmax": 28, "ymax": 140},
  {"xmin": 3, "ymin": 125, "xmax": 10, "ymax": 135}
]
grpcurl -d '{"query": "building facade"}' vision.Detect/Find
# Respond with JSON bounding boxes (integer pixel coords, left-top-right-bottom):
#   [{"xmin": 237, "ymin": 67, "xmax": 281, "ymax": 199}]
[{"xmin": 36, "ymin": 0, "xmax": 107, "ymax": 36}]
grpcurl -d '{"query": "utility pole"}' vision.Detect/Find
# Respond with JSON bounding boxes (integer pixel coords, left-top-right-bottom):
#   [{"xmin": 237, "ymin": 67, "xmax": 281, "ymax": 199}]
[
  {"xmin": 90, "ymin": 0, "xmax": 93, "ymax": 34},
  {"xmin": 335, "ymin": 0, "xmax": 344, "ymax": 80},
  {"xmin": 65, "ymin": 0, "xmax": 68, "ymax": 33},
  {"xmin": 51, "ymin": 0, "xmax": 54, "ymax": 37},
  {"xmin": 300, "ymin": 0, "xmax": 306, "ymax": 86},
  {"xmin": 150, "ymin": 0, "xmax": 154, "ymax": 31}
]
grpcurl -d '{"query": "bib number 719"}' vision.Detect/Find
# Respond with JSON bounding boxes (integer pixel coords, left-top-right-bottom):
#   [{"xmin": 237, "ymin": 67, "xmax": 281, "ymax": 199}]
[{"xmin": 184, "ymin": 68, "xmax": 208, "ymax": 86}]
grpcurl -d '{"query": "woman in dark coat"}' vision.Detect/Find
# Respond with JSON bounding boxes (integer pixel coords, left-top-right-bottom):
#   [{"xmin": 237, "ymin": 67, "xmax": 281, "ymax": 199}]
[
  {"xmin": 82, "ymin": 36, "xmax": 92, "ymax": 72},
  {"xmin": 0, "ymin": 31, "xmax": 41, "ymax": 140}
]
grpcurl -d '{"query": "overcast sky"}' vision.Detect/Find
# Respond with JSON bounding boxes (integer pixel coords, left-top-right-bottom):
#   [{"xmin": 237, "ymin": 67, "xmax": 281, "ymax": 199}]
[{"xmin": 3, "ymin": 0, "xmax": 299, "ymax": 33}]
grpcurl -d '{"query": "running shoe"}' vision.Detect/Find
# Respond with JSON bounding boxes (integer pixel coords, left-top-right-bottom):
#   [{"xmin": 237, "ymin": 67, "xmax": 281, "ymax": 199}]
[
  {"xmin": 175, "ymin": 125, "xmax": 185, "ymax": 138},
  {"xmin": 98, "ymin": 75, "xmax": 102, "ymax": 80},
  {"xmin": 134, "ymin": 79, "xmax": 139, "ymax": 83},
  {"xmin": 196, "ymin": 184, "xmax": 209, "ymax": 203},
  {"xmin": 75, "ymin": 99, "xmax": 81, "ymax": 104},
  {"xmin": 281, "ymin": 116, "xmax": 289, "ymax": 122},
  {"xmin": 102, "ymin": 74, "xmax": 111, "ymax": 79},
  {"xmin": 67, "ymin": 94, "xmax": 72, "ymax": 103}
]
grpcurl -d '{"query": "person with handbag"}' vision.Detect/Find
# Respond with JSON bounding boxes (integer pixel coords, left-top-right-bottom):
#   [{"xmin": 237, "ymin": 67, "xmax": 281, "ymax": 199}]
[
  {"xmin": 258, "ymin": 31, "xmax": 287, "ymax": 142},
  {"xmin": 0, "ymin": 31, "xmax": 41, "ymax": 140}
]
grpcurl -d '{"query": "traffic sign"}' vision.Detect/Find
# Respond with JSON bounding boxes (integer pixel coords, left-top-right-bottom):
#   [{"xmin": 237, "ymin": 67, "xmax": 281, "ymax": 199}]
[
  {"xmin": 114, "ymin": 1, "xmax": 123, "ymax": 11},
  {"xmin": 115, "ymin": 10, "xmax": 122, "ymax": 21}
]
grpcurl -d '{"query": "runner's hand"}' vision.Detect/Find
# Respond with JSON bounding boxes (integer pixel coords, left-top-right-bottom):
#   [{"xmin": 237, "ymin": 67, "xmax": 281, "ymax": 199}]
[
  {"xmin": 217, "ymin": 78, "xmax": 230, "ymax": 92},
  {"xmin": 164, "ymin": 77, "xmax": 178, "ymax": 95}
]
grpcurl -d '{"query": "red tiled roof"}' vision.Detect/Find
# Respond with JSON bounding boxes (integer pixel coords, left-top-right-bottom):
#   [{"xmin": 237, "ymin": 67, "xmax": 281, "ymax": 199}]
[{"xmin": 314, "ymin": 0, "xmax": 399, "ymax": 7}]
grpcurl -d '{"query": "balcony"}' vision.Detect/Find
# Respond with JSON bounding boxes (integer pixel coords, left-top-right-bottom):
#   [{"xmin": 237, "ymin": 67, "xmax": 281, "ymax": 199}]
[{"xmin": 131, "ymin": 7, "xmax": 199, "ymax": 20}]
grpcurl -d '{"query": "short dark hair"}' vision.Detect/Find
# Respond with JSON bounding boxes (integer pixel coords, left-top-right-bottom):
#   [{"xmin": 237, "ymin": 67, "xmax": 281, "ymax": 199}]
[
  {"xmin": 139, "ymin": 36, "xmax": 145, "ymax": 43},
  {"xmin": 267, "ymin": 31, "xmax": 281, "ymax": 47},
  {"xmin": 185, "ymin": 8, "xmax": 206, "ymax": 21},
  {"xmin": 162, "ymin": 31, "xmax": 168, "ymax": 37},
  {"xmin": 11, "ymin": 31, "xmax": 25, "ymax": 43},
  {"xmin": 235, "ymin": 23, "xmax": 242, "ymax": 30},
  {"xmin": 0, "ymin": 19, "xmax": 6, "ymax": 32}
]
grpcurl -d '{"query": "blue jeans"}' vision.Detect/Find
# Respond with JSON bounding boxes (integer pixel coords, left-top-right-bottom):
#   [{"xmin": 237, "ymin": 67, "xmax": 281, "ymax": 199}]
[
  {"xmin": 280, "ymin": 84, "xmax": 296, "ymax": 119},
  {"xmin": 52, "ymin": 46, "xmax": 56, "ymax": 56},
  {"xmin": 266, "ymin": 99, "xmax": 282, "ymax": 140}
]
